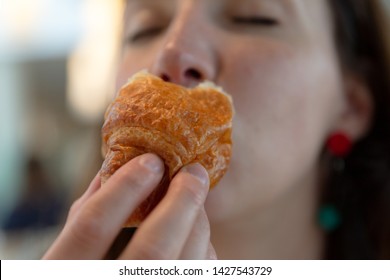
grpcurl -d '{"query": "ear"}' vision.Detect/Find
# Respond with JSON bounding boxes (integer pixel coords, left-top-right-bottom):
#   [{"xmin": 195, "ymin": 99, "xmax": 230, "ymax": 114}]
[{"xmin": 333, "ymin": 74, "xmax": 373, "ymax": 141}]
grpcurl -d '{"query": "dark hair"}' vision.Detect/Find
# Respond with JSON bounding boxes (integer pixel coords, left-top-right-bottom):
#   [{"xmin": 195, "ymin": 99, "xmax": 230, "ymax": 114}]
[{"xmin": 324, "ymin": 0, "xmax": 390, "ymax": 259}]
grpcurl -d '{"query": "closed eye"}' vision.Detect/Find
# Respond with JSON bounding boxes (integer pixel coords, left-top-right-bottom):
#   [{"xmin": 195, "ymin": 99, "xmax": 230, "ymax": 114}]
[
  {"xmin": 128, "ymin": 27, "xmax": 164, "ymax": 43},
  {"xmin": 232, "ymin": 16, "xmax": 279, "ymax": 26}
]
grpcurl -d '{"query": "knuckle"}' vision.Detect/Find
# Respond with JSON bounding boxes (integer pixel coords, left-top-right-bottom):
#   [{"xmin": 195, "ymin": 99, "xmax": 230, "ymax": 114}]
[
  {"xmin": 176, "ymin": 176, "xmax": 206, "ymax": 207},
  {"xmin": 117, "ymin": 165, "xmax": 157, "ymax": 191},
  {"xmin": 69, "ymin": 206, "xmax": 108, "ymax": 246}
]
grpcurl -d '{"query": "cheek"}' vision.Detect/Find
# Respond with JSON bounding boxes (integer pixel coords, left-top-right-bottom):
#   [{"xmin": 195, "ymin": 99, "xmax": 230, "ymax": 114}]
[
  {"xmin": 215, "ymin": 41, "xmax": 344, "ymax": 205},
  {"xmin": 222, "ymin": 40, "xmax": 344, "ymax": 152}
]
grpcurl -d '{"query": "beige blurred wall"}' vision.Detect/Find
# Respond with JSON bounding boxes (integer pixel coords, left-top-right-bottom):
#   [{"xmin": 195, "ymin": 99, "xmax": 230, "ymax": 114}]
[{"xmin": 0, "ymin": 0, "xmax": 123, "ymax": 227}]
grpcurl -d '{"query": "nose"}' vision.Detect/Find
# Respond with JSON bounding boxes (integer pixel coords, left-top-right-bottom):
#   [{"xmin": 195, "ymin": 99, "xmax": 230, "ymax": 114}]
[
  {"xmin": 150, "ymin": 10, "xmax": 216, "ymax": 87},
  {"xmin": 153, "ymin": 47, "xmax": 213, "ymax": 87}
]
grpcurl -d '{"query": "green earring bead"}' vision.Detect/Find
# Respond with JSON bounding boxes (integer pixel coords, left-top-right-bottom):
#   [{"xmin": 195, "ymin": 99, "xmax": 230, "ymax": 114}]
[{"xmin": 318, "ymin": 204, "xmax": 341, "ymax": 231}]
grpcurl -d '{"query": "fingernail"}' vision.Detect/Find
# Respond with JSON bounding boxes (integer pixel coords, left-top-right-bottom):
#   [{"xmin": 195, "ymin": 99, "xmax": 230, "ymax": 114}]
[
  {"xmin": 139, "ymin": 154, "xmax": 163, "ymax": 173},
  {"xmin": 182, "ymin": 163, "xmax": 209, "ymax": 186}
]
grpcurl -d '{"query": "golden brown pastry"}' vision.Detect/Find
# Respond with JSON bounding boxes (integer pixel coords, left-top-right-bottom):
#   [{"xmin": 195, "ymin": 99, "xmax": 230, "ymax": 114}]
[{"xmin": 100, "ymin": 71, "xmax": 233, "ymax": 227}]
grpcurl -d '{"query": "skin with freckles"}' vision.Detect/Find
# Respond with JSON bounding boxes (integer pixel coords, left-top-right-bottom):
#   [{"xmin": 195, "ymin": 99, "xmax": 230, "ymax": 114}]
[{"xmin": 44, "ymin": 0, "xmax": 373, "ymax": 259}]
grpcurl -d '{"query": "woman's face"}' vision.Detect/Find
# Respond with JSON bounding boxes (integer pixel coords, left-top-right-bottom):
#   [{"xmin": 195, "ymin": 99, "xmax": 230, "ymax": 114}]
[{"xmin": 118, "ymin": 0, "xmax": 347, "ymax": 223}]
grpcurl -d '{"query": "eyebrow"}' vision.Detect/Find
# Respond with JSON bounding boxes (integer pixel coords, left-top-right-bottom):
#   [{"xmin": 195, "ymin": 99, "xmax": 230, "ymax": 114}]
[
  {"xmin": 261, "ymin": 0, "xmax": 310, "ymax": 24},
  {"xmin": 231, "ymin": 0, "xmax": 301, "ymax": 18},
  {"xmin": 125, "ymin": 0, "xmax": 166, "ymax": 14},
  {"xmin": 126, "ymin": 0, "xmax": 162, "ymax": 6},
  {"xmin": 125, "ymin": 0, "xmax": 302, "ymax": 20}
]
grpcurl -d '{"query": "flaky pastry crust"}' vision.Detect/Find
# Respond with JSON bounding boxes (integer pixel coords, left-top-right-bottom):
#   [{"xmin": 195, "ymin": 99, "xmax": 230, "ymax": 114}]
[{"xmin": 100, "ymin": 71, "xmax": 233, "ymax": 227}]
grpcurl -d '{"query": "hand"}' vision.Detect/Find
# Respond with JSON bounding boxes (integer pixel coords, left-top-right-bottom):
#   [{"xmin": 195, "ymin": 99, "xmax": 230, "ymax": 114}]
[{"xmin": 43, "ymin": 153, "xmax": 217, "ymax": 259}]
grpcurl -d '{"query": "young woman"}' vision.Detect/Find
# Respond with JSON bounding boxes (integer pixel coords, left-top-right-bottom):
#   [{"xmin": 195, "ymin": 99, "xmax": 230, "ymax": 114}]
[{"xmin": 44, "ymin": 0, "xmax": 390, "ymax": 259}]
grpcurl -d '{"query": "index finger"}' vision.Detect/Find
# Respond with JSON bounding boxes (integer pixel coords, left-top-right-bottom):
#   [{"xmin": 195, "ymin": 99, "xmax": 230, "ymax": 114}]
[{"xmin": 43, "ymin": 153, "xmax": 164, "ymax": 259}]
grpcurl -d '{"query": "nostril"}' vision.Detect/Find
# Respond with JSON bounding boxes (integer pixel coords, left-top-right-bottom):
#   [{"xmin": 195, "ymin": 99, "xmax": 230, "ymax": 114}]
[
  {"xmin": 185, "ymin": 68, "xmax": 202, "ymax": 80},
  {"xmin": 161, "ymin": 74, "xmax": 170, "ymax": 82}
]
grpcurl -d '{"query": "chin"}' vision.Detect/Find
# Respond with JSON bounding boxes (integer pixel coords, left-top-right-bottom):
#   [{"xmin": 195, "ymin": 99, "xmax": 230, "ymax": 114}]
[
  {"xmin": 204, "ymin": 117, "xmax": 258, "ymax": 223},
  {"xmin": 205, "ymin": 167, "xmax": 243, "ymax": 224}
]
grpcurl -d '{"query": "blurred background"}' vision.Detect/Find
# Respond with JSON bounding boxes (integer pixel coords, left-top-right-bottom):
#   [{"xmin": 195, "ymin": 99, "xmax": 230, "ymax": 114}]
[
  {"xmin": 0, "ymin": 0, "xmax": 124, "ymax": 258},
  {"xmin": 0, "ymin": 0, "xmax": 389, "ymax": 260}
]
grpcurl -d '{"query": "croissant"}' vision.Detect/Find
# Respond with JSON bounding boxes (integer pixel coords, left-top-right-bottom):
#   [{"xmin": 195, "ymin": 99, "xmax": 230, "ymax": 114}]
[{"xmin": 100, "ymin": 71, "xmax": 233, "ymax": 227}]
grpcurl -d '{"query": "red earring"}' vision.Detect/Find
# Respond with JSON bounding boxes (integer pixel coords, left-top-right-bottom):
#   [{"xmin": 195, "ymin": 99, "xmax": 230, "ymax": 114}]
[{"xmin": 326, "ymin": 131, "xmax": 352, "ymax": 157}]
